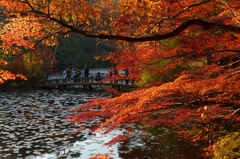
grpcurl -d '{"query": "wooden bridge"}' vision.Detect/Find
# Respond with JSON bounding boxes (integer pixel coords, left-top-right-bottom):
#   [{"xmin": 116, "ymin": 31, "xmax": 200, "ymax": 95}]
[{"xmin": 35, "ymin": 77, "xmax": 137, "ymax": 91}]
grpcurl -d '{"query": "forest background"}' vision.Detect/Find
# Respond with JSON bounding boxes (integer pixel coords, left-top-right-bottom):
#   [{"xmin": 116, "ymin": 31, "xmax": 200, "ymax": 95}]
[{"xmin": 0, "ymin": 0, "xmax": 240, "ymax": 159}]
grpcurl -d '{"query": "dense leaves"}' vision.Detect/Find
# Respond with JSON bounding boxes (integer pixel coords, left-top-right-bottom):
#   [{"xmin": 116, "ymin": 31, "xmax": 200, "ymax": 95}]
[
  {"xmin": 213, "ymin": 132, "xmax": 240, "ymax": 159},
  {"xmin": 0, "ymin": 0, "xmax": 240, "ymax": 50}
]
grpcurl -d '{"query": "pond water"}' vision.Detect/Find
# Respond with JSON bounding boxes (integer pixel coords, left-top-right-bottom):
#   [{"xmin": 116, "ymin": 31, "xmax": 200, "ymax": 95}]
[{"xmin": 0, "ymin": 89, "xmax": 203, "ymax": 159}]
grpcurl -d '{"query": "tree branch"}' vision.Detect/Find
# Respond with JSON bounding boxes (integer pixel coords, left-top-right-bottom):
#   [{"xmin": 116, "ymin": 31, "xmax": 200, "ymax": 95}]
[
  {"xmin": 12, "ymin": 1, "xmax": 240, "ymax": 42},
  {"xmin": 61, "ymin": 19, "xmax": 240, "ymax": 42},
  {"xmin": 222, "ymin": 70, "xmax": 240, "ymax": 80}
]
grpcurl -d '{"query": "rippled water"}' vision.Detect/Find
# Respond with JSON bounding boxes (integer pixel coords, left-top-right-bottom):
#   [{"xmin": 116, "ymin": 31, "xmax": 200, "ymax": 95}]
[
  {"xmin": 0, "ymin": 89, "xmax": 203, "ymax": 159},
  {"xmin": 0, "ymin": 89, "xmax": 121, "ymax": 159}
]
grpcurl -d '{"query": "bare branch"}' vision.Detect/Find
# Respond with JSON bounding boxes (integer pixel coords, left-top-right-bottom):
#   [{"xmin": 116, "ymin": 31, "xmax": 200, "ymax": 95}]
[{"xmin": 222, "ymin": 70, "xmax": 240, "ymax": 80}]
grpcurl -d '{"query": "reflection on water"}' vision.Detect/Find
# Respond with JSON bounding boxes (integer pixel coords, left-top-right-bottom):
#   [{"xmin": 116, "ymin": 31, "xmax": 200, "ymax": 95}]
[
  {"xmin": 117, "ymin": 125, "xmax": 203, "ymax": 159},
  {"xmin": 35, "ymin": 130, "xmax": 122, "ymax": 159},
  {"xmin": 0, "ymin": 89, "xmax": 203, "ymax": 159}
]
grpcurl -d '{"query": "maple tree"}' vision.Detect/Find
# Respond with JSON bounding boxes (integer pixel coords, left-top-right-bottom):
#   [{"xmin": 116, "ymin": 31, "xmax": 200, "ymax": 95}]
[{"xmin": 0, "ymin": 0, "xmax": 240, "ymax": 158}]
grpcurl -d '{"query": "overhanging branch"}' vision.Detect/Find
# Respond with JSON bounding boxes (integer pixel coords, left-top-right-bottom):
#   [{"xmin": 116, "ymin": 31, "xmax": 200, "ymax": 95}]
[
  {"xmin": 19, "ymin": 1, "xmax": 240, "ymax": 42},
  {"xmin": 71, "ymin": 19, "xmax": 240, "ymax": 42}
]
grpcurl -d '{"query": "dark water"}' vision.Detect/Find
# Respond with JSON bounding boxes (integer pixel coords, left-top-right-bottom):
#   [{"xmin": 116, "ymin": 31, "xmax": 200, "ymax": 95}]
[{"xmin": 0, "ymin": 89, "xmax": 203, "ymax": 159}]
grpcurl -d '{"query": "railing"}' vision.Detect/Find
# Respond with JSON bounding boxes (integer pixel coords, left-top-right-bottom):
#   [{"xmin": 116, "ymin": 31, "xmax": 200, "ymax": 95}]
[{"xmin": 37, "ymin": 76, "xmax": 136, "ymax": 87}]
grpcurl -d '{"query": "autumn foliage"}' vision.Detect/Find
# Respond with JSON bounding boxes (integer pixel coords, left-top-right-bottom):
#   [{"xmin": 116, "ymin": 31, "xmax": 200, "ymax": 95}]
[
  {"xmin": 90, "ymin": 154, "xmax": 111, "ymax": 159},
  {"xmin": 0, "ymin": 0, "xmax": 240, "ymax": 158},
  {"xmin": 0, "ymin": 60, "xmax": 27, "ymax": 84},
  {"xmin": 68, "ymin": 67, "xmax": 240, "ymax": 139}
]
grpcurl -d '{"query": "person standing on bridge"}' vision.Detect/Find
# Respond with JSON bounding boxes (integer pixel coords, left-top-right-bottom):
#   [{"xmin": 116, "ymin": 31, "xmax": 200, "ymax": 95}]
[
  {"xmin": 63, "ymin": 68, "xmax": 67, "ymax": 79},
  {"xmin": 113, "ymin": 67, "xmax": 119, "ymax": 83},
  {"xmin": 123, "ymin": 68, "xmax": 129, "ymax": 84},
  {"xmin": 72, "ymin": 67, "xmax": 77, "ymax": 82},
  {"xmin": 108, "ymin": 67, "xmax": 113, "ymax": 83},
  {"xmin": 76, "ymin": 67, "xmax": 81, "ymax": 82},
  {"xmin": 66, "ymin": 67, "xmax": 71, "ymax": 82},
  {"xmin": 84, "ymin": 65, "xmax": 89, "ymax": 82},
  {"xmin": 76, "ymin": 67, "xmax": 81, "ymax": 77}
]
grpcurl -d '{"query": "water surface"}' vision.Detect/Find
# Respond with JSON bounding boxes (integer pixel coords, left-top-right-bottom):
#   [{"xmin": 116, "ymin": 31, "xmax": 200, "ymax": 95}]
[{"xmin": 0, "ymin": 89, "xmax": 203, "ymax": 159}]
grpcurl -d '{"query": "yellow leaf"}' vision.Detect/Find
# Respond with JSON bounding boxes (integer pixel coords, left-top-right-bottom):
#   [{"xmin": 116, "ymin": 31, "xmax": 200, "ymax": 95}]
[{"xmin": 204, "ymin": 106, "xmax": 208, "ymax": 110}]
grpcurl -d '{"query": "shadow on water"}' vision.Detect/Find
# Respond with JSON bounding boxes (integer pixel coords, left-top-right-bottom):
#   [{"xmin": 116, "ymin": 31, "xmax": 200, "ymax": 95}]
[{"xmin": 117, "ymin": 124, "xmax": 204, "ymax": 159}]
